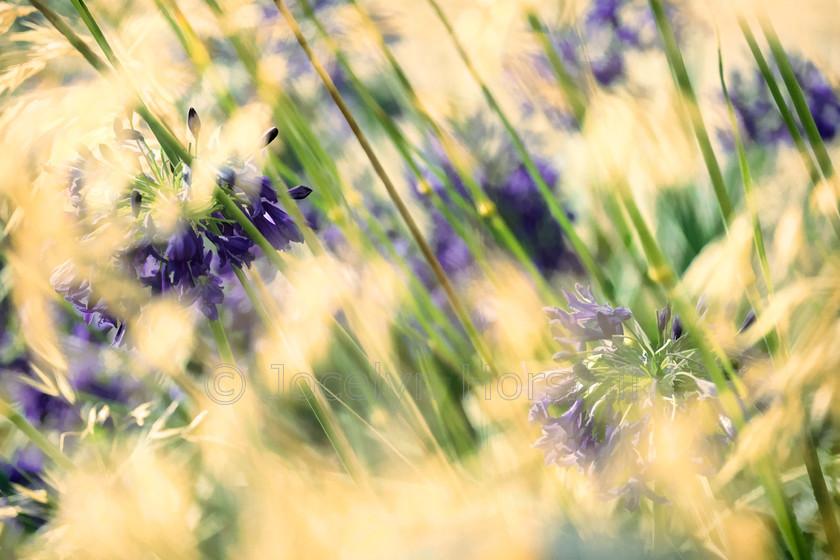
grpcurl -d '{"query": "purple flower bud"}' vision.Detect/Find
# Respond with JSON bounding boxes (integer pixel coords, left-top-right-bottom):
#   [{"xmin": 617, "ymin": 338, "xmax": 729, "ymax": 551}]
[
  {"xmin": 671, "ymin": 315, "xmax": 683, "ymax": 341},
  {"xmin": 287, "ymin": 185, "xmax": 312, "ymax": 200},
  {"xmin": 657, "ymin": 306, "xmax": 670, "ymax": 334},
  {"xmin": 739, "ymin": 309, "xmax": 756, "ymax": 333},
  {"xmin": 262, "ymin": 127, "xmax": 279, "ymax": 147},
  {"xmin": 131, "ymin": 190, "xmax": 142, "ymax": 218},
  {"xmin": 188, "ymin": 107, "xmax": 201, "ymax": 139}
]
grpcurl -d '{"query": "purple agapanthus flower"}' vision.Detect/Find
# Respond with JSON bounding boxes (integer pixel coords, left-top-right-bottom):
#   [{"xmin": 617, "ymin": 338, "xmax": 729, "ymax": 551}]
[
  {"xmin": 54, "ymin": 134, "xmax": 314, "ymax": 342},
  {"xmin": 486, "ymin": 159, "xmax": 579, "ymax": 274},
  {"xmin": 51, "ymin": 262, "xmax": 126, "ymax": 347},
  {"xmin": 544, "ymin": 284, "xmax": 632, "ymax": 345},
  {"xmin": 218, "ymin": 167, "xmax": 310, "ymax": 252},
  {"xmin": 532, "ymin": 398, "xmax": 618, "ymax": 471}
]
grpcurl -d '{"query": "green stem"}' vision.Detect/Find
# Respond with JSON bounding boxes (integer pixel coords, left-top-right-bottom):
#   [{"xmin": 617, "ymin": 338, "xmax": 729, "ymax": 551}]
[
  {"xmin": 721, "ymin": 45, "xmax": 838, "ymax": 555},
  {"xmin": 67, "ymin": 0, "xmax": 117, "ymax": 66},
  {"xmin": 0, "ymin": 397, "xmax": 74, "ymax": 471},
  {"xmin": 524, "ymin": 12, "xmax": 658, "ymax": 298},
  {"xmin": 648, "ymin": 0, "xmax": 733, "ymax": 225},
  {"xmin": 802, "ymin": 418, "xmax": 840, "ymax": 558},
  {"xmin": 299, "ymin": 0, "xmax": 555, "ymax": 303},
  {"xmin": 759, "ymin": 12, "xmax": 835, "ymax": 184},
  {"xmin": 28, "ymin": 0, "xmax": 107, "ymax": 71},
  {"xmin": 208, "ymin": 316, "xmax": 234, "ymax": 364},
  {"xmin": 422, "ymin": 0, "xmax": 613, "ymax": 301},
  {"xmin": 526, "ymin": 12, "xmax": 587, "ymax": 124},
  {"xmin": 718, "ymin": 45, "xmax": 773, "ymax": 294},
  {"xmin": 737, "ymin": 18, "xmax": 820, "ymax": 185},
  {"xmin": 271, "ymin": 0, "xmax": 491, "ymax": 365},
  {"xmin": 737, "ymin": 16, "xmax": 832, "ymax": 255},
  {"xmin": 295, "ymin": 377, "xmax": 368, "ymax": 490},
  {"xmin": 615, "ymin": 133, "xmax": 810, "ymax": 560},
  {"xmin": 231, "ymin": 266, "xmax": 280, "ymax": 334}
]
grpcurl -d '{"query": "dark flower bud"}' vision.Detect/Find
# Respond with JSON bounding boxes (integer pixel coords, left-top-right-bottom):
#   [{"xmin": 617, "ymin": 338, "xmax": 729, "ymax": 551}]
[
  {"xmin": 671, "ymin": 315, "xmax": 683, "ymax": 340},
  {"xmin": 657, "ymin": 306, "xmax": 670, "ymax": 334},
  {"xmin": 188, "ymin": 107, "xmax": 201, "ymax": 139},
  {"xmin": 287, "ymin": 185, "xmax": 312, "ymax": 200},
  {"xmin": 739, "ymin": 309, "xmax": 756, "ymax": 333},
  {"xmin": 131, "ymin": 190, "xmax": 142, "ymax": 218},
  {"xmin": 262, "ymin": 127, "xmax": 279, "ymax": 147}
]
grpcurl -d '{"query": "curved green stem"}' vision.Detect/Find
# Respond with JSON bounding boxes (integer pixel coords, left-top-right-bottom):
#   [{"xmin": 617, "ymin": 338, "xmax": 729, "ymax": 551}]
[
  {"xmin": 0, "ymin": 397, "xmax": 74, "ymax": 471},
  {"xmin": 208, "ymin": 316, "xmax": 234, "ymax": 364},
  {"xmin": 648, "ymin": 0, "xmax": 733, "ymax": 226},
  {"xmin": 423, "ymin": 0, "xmax": 613, "ymax": 301},
  {"xmin": 270, "ymin": 0, "xmax": 491, "ymax": 365}
]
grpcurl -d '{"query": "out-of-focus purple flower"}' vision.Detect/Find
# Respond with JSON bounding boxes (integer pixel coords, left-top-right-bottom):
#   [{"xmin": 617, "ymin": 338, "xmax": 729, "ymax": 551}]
[
  {"xmin": 410, "ymin": 151, "xmax": 578, "ymax": 282},
  {"xmin": 532, "ymin": 399, "xmax": 614, "ymax": 471},
  {"xmin": 726, "ymin": 55, "xmax": 840, "ymax": 147},
  {"xmin": 51, "ymin": 262, "xmax": 126, "ymax": 347},
  {"xmin": 608, "ymin": 476, "xmax": 669, "ymax": 512},
  {"xmin": 429, "ymin": 213, "xmax": 472, "ymax": 278},
  {"xmin": 545, "ymin": 0, "xmax": 660, "ymax": 89},
  {"xmin": 302, "ymin": 206, "xmax": 345, "ymax": 252},
  {"xmin": 486, "ymin": 159, "xmax": 578, "ymax": 274},
  {"xmin": 0, "ymin": 447, "xmax": 44, "ymax": 486}
]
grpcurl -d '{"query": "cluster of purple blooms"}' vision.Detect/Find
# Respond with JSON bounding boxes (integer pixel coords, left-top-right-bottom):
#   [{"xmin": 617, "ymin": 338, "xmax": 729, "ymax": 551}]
[
  {"xmin": 518, "ymin": 0, "xmax": 666, "ymax": 127},
  {"xmin": 556, "ymin": 0, "xmax": 660, "ymax": 88},
  {"xmin": 0, "ymin": 269, "xmax": 147, "ymax": 528},
  {"xmin": 123, "ymin": 170, "xmax": 310, "ymax": 324},
  {"xmin": 52, "ymin": 111, "xmax": 312, "ymax": 346},
  {"xmin": 726, "ymin": 55, "xmax": 840, "ymax": 147},
  {"xmin": 531, "ymin": 286, "xmax": 655, "ymax": 509},
  {"xmin": 411, "ymin": 152, "xmax": 578, "ymax": 286},
  {"xmin": 530, "ymin": 285, "xmax": 727, "ymax": 511}
]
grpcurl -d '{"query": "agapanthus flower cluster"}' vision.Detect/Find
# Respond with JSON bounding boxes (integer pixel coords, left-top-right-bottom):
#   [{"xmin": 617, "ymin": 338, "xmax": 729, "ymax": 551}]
[
  {"xmin": 411, "ymin": 148, "xmax": 578, "ymax": 284},
  {"xmin": 726, "ymin": 54, "xmax": 840, "ymax": 147},
  {"xmin": 52, "ymin": 110, "xmax": 312, "ymax": 345},
  {"xmin": 531, "ymin": 285, "xmax": 731, "ymax": 510}
]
